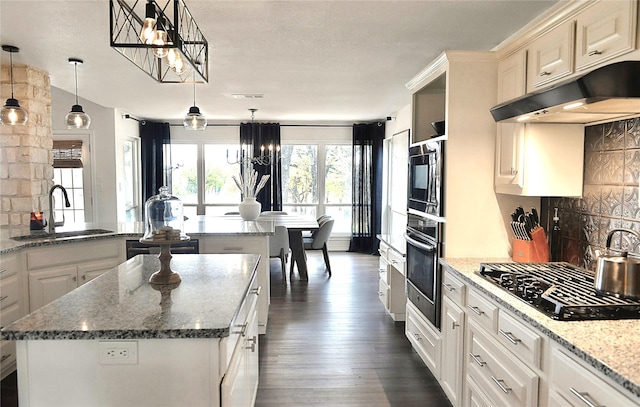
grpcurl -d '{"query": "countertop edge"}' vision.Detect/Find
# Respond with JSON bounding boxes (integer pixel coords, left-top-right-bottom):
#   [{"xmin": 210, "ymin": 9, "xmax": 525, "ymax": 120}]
[{"xmin": 440, "ymin": 257, "xmax": 640, "ymax": 399}]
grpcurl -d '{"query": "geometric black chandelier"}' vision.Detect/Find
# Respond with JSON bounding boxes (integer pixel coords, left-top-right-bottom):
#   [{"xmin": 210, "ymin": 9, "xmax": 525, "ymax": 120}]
[{"xmin": 109, "ymin": 0, "xmax": 208, "ymax": 83}]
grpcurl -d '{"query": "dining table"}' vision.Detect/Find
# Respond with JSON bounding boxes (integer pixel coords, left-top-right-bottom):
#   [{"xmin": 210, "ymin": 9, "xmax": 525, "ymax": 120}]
[{"xmin": 256, "ymin": 213, "xmax": 319, "ymax": 281}]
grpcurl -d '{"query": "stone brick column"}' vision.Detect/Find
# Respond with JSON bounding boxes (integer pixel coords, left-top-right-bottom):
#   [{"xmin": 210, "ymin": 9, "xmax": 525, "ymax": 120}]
[{"xmin": 0, "ymin": 63, "xmax": 53, "ymax": 235}]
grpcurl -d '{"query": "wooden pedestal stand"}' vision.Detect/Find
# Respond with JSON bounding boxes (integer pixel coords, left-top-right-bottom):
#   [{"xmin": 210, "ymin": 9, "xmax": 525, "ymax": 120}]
[{"xmin": 139, "ymin": 236, "xmax": 190, "ymax": 285}]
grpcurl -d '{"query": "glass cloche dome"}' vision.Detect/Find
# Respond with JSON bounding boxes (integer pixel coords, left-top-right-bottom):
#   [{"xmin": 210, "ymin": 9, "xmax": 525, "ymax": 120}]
[{"xmin": 142, "ymin": 186, "xmax": 189, "ymax": 242}]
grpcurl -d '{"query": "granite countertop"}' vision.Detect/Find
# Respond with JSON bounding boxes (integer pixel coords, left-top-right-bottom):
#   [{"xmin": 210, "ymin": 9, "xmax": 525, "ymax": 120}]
[
  {"xmin": 1, "ymin": 253, "xmax": 259, "ymax": 340},
  {"xmin": 441, "ymin": 257, "xmax": 640, "ymax": 399},
  {"xmin": 0, "ymin": 215, "xmax": 275, "ymax": 254}
]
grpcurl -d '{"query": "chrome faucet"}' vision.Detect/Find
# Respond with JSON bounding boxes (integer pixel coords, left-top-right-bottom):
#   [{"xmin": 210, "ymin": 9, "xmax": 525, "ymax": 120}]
[{"xmin": 48, "ymin": 184, "xmax": 71, "ymax": 234}]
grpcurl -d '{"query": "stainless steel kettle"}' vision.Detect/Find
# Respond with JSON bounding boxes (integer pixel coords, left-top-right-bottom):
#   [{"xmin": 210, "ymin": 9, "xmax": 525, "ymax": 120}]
[{"xmin": 594, "ymin": 228, "xmax": 640, "ymax": 299}]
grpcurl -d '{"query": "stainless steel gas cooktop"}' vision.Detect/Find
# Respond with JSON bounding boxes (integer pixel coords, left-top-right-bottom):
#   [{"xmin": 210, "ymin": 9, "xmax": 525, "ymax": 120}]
[{"xmin": 477, "ymin": 262, "xmax": 640, "ymax": 321}]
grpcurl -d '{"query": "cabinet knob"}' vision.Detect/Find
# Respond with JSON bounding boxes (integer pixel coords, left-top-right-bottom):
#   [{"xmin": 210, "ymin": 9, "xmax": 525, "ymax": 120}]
[
  {"xmin": 539, "ymin": 71, "xmax": 551, "ymax": 76},
  {"xmin": 452, "ymin": 321, "xmax": 460, "ymax": 330},
  {"xmin": 72, "ymin": 276, "xmax": 77, "ymax": 282},
  {"xmin": 588, "ymin": 50, "xmax": 602, "ymax": 57},
  {"xmin": 570, "ymin": 387, "xmax": 605, "ymax": 407},
  {"xmin": 246, "ymin": 336, "xmax": 257, "ymax": 352},
  {"xmin": 233, "ymin": 323, "xmax": 248, "ymax": 337},
  {"xmin": 250, "ymin": 286, "xmax": 261, "ymax": 296},
  {"xmin": 413, "ymin": 333, "xmax": 422, "ymax": 341},
  {"xmin": 510, "ymin": 167, "xmax": 518, "ymax": 176}
]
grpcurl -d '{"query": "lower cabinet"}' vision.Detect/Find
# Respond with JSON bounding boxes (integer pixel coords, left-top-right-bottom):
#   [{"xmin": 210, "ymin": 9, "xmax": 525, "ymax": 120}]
[
  {"xmin": 0, "ymin": 251, "xmax": 27, "ymax": 380},
  {"xmin": 406, "ymin": 300, "xmax": 441, "ymax": 376},
  {"xmin": 378, "ymin": 240, "xmax": 406, "ymax": 321},
  {"xmin": 441, "ymin": 296, "xmax": 465, "ymax": 406}
]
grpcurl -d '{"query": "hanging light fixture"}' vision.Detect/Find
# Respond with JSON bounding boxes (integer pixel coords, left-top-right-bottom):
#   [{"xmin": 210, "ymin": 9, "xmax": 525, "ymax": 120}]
[
  {"xmin": 183, "ymin": 68, "xmax": 206, "ymax": 130},
  {"xmin": 0, "ymin": 45, "xmax": 28, "ymax": 126},
  {"xmin": 65, "ymin": 58, "xmax": 91, "ymax": 129},
  {"xmin": 110, "ymin": 0, "xmax": 208, "ymax": 84}
]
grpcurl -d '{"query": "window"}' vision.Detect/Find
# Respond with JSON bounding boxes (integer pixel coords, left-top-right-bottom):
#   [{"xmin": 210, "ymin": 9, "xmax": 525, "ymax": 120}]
[
  {"xmin": 51, "ymin": 136, "xmax": 93, "ymax": 223},
  {"xmin": 123, "ymin": 138, "xmax": 140, "ymax": 222},
  {"xmin": 281, "ymin": 143, "xmax": 352, "ymax": 234},
  {"xmin": 167, "ymin": 142, "xmax": 242, "ymax": 216},
  {"xmin": 52, "ymin": 167, "xmax": 84, "ymax": 223}
]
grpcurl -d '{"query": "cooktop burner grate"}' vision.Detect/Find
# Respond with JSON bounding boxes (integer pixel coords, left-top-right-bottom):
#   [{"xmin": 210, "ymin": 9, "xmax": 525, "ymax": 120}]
[{"xmin": 477, "ymin": 262, "xmax": 640, "ymax": 321}]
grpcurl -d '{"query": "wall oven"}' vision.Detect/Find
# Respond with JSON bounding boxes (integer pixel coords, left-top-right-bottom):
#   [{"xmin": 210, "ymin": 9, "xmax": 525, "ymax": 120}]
[
  {"xmin": 408, "ymin": 139, "xmax": 444, "ymax": 219},
  {"xmin": 404, "ymin": 213, "xmax": 444, "ymax": 329}
]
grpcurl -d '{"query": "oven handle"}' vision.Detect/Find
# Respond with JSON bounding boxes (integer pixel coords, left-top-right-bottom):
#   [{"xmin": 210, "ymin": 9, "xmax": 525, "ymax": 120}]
[{"xmin": 403, "ymin": 233, "xmax": 437, "ymax": 252}]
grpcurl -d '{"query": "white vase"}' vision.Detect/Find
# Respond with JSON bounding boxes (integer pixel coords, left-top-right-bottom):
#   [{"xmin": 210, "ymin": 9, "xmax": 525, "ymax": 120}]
[{"xmin": 239, "ymin": 197, "xmax": 261, "ymax": 220}]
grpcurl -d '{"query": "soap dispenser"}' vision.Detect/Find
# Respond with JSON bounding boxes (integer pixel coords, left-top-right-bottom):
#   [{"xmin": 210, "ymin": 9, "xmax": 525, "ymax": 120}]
[{"xmin": 550, "ymin": 208, "xmax": 561, "ymax": 261}]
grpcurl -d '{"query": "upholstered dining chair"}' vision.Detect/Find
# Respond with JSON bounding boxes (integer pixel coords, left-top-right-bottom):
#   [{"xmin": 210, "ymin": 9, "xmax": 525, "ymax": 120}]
[
  {"xmin": 302, "ymin": 218, "xmax": 334, "ymax": 276},
  {"xmin": 269, "ymin": 225, "xmax": 290, "ymax": 286}
]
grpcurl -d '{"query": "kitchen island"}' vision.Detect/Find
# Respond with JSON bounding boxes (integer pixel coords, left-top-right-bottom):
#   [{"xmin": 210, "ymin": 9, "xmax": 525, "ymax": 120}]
[{"xmin": 1, "ymin": 254, "xmax": 261, "ymax": 407}]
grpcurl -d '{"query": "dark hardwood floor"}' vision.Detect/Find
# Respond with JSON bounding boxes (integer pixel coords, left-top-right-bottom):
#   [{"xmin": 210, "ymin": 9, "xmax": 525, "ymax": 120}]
[
  {"xmin": 0, "ymin": 251, "xmax": 450, "ymax": 407},
  {"xmin": 256, "ymin": 251, "xmax": 450, "ymax": 407}
]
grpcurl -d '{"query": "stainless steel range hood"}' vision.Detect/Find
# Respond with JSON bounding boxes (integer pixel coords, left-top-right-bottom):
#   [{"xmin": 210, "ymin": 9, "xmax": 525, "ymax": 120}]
[{"xmin": 490, "ymin": 61, "xmax": 640, "ymax": 124}]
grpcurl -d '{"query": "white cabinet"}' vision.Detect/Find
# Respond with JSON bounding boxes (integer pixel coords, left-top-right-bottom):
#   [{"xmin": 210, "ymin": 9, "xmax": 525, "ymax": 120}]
[
  {"xmin": 527, "ymin": 21, "xmax": 575, "ymax": 92},
  {"xmin": 0, "ymin": 251, "xmax": 26, "ymax": 380},
  {"xmin": 200, "ymin": 235, "xmax": 269, "ymax": 335},
  {"xmin": 405, "ymin": 300, "xmax": 441, "ymax": 377},
  {"xmin": 26, "ymin": 240, "xmax": 122, "ymax": 312},
  {"xmin": 549, "ymin": 346, "xmax": 637, "ymax": 407},
  {"xmin": 441, "ymin": 296, "xmax": 465, "ymax": 406},
  {"xmin": 497, "ymin": 50, "xmax": 527, "ymax": 104},
  {"xmin": 575, "ymin": 0, "xmax": 638, "ymax": 71},
  {"xmin": 494, "ymin": 123, "xmax": 584, "ymax": 196},
  {"xmin": 377, "ymin": 240, "xmax": 406, "ymax": 321},
  {"xmin": 221, "ymin": 275, "xmax": 259, "ymax": 407}
]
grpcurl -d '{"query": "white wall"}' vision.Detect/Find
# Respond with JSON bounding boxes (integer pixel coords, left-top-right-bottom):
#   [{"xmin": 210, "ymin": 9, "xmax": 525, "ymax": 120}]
[
  {"xmin": 113, "ymin": 111, "xmax": 140, "ymax": 222},
  {"xmin": 51, "ymin": 87, "xmax": 118, "ymax": 223}
]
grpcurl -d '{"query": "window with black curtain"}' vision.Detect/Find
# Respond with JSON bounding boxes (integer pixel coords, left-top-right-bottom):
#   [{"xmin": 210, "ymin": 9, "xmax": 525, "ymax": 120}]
[
  {"xmin": 239, "ymin": 122, "xmax": 282, "ymax": 211},
  {"xmin": 349, "ymin": 122, "xmax": 384, "ymax": 254},
  {"xmin": 140, "ymin": 121, "xmax": 171, "ymax": 207}
]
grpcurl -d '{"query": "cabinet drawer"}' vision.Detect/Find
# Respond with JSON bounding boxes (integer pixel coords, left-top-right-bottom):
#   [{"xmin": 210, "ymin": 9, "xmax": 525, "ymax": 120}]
[
  {"xmin": 467, "ymin": 320, "xmax": 539, "ymax": 407},
  {"xmin": 550, "ymin": 347, "xmax": 634, "ymax": 407},
  {"xmin": 0, "ymin": 340, "xmax": 16, "ymax": 372},
  {"xmin": 378, "ymin": 257, "xmax": 389, "ymax": 285},
  {"xmin": 466, "ymin": 288, "xmax": 498, "ymax": 333},
  {"xmin": 0, "ymin": 274, "xmax": 19, "ymax": 309},
  {"xmin": 378, "ymin": 279, "xmax": 389, "ymax": 310},
  {"xmin": 497, "ymin": 311, "xmax": 542, "ymax": 368},
  {"xmin": 442, "ymin": 269, "xmax": 465, "ymax": 307},
  {"xmin": 387, "ymin": 249, "xmax": 405, "ymax": 275},
  {"xmin": 0, "ymin": 253, "xmax": 20, "ymax": 278},
  {"xmin": 406, "ymin": 301, "xmax": 440, "ymax": 376},
  {"xmin": 0, "ymin": 302, "xmax": 21, "ymax": 329},
  {"xmin": 27, "ymin": 240, "xmax": 121, "ymax": 270}
]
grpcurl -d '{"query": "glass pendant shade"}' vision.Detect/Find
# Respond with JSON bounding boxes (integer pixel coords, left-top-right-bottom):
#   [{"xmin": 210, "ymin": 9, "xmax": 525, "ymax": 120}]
[
  {"xmin": 0, "ymin": 98, "xmax": 28, "ymax": 125},
  {"xmin": 183, "ymin": 106, "xmax": 207, "ymax": 130},
  {"xmin": 1, "ymin": 44, "xmax": 28, "ymax": 126},
  {"xmin": 65, "ymin": 105, "xmax": 91, "ymax": 129},
  {"xmin": 139, "ymin": 2, "xmax": 156, "ymax": 44},
  {"xmin": 153, "ymin": 30, "xmax": 168, "ymax": 58}
]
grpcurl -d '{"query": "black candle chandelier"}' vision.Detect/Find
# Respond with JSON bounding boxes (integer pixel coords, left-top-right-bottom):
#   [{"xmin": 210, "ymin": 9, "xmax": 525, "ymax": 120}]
[{"xmin": 109, "ymin": 0, "xmax": 208, "ymax": 83}]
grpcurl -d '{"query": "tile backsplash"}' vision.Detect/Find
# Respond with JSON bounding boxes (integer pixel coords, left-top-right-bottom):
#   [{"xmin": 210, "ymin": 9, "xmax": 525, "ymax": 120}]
[{"xmin": 541, "ymin": 117, "xmax": 640, "ymax": 271}]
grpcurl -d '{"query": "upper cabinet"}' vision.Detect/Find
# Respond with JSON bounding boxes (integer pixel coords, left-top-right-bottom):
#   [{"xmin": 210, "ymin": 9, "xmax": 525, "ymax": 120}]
[
  {"xmin": 497, "ymin": 50, "xmax": 527, "ymax": 104},
  {"xmin": 575, "ymin": 0, "xmax": 638, "ymax": 71},
  {"xmin": 527, "ymin": 21, "xmax": 575, "ymax": 91}
]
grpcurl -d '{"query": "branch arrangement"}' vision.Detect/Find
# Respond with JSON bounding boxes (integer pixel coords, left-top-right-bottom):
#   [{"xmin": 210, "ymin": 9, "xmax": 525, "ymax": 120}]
[{"xmin": 232, "ymin": 170, "xmax": 270, "ymax": 199}]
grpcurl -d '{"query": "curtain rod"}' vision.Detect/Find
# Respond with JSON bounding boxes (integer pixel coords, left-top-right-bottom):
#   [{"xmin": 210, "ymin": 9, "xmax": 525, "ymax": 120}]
[{"xmin": 123, "ymin": 115, "xmax": 377, "ymax": 128}]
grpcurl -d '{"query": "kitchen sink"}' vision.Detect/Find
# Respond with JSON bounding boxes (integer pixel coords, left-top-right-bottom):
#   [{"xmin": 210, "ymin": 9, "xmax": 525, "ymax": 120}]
[{"xmin": 11, "ymin": 228, "xmax": 114, "ymax": 241}]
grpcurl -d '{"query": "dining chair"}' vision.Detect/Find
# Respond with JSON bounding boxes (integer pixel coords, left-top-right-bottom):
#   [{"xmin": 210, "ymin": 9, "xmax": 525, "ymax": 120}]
[
  {"xmin": 224, "ymin": 211, "xmax": 240, "ymax": 215},
  {"xmin": 262, "ymin": 211, "xmax": 288, "ymax": 215},
  {"xmin": 302, "ymin": 218, "xmax": 334, "ymax": 276},
  {"xmin": 269, "ymin": 225, "xmax": 290, "ymax": 286}
]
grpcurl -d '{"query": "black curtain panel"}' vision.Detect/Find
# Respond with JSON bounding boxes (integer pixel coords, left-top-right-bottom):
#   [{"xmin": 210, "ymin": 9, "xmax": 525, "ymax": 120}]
[
  {"xmin": 349, "ymin": 122, "xmax": 385, "ymax": 254},
  {"xmin": 140, "ymin": 120, "xmax": 171, "ymax": 206},
  {"xmin": 239, "ymin": 122, "xmax": 282, "ymax": 210}
]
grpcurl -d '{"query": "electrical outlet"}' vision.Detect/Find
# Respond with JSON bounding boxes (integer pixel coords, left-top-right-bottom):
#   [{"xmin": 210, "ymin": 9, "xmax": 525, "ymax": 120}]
[{"xmin": 99, "ymin": 341, "xmax": 138, "ymax": 365}]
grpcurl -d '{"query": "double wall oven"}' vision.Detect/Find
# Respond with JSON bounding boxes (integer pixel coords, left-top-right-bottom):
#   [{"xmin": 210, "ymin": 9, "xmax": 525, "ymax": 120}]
[{"xmin": 405, "ymin": 138, "xmax": 445, "ymax": 329}]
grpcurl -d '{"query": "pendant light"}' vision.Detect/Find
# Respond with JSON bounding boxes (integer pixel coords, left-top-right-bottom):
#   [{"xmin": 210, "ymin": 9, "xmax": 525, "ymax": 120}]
[
  {"xmin": 183, "ymin": 69, "xmax": 206, "ymax": 130},
  {"xmin": 139, "ymin": 1, "xmax": 157, "ymax": 45},
  {"xmin": 65, "ymin": 58, "xmax": 91, "ymax": 129},
  {"xmin": 0, "ymin": 45, "xmax": 28, "ymax": 126}
]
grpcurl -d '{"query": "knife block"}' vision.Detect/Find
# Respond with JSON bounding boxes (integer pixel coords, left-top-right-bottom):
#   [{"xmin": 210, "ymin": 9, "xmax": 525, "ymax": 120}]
[{"xmin": 512, "ymin": 228, "xmax": 550, "ymax": 263}]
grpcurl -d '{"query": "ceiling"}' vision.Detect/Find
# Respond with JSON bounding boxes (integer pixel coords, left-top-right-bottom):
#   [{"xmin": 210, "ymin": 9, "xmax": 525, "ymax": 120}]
[{"xmin": 0, "ymin": 0, "xmax": 560, "ymax": 123}]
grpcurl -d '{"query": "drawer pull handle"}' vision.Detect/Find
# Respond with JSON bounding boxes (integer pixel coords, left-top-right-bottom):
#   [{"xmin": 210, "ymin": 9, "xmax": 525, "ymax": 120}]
[
  {"xmin": 588, "ymin": 50, "xmax": 602, "ymax": 57},
  {"xmin": 0, "ymin": 268, "xmax": 7, "ymax": 275},
  {"xmin": 0, "ymin": 295, "xmax": 8, "ymax": 302},
  {"xmin": 540, "ymin": 71, "xmax": 551, "ymax": 76},
  {"xmin": 452, "ymin": 321, "xmax": 460, "ymax": 330},
  {"xmin": 413, "ymin": 333, "xmax": 421, "ymax": 341},
  {"xmin": 246, "ymin": 336, "xmax": 257, "ymax": 352},
  {"xmin": 378, "ymin": 292, "xmax": 384, "ymax": 297},
  {"xmin": 469, "ymin": 353, "xmax": 486, "ymax": 367},
  {"xmin": 223, "ymin": 247, "xmax": 243, "ymax": 251},
  {"xmin": 0, "ymin": 354, "xmax": 10, "ymax": 363},
  {"xmin": 570, "ymin": 388, "xmax": 604, "ymax": 407},
  {"xmin": 468, "ymin": 305, "xmax": 484, "ymax": 316},
  {"xmin": 499, "ymin": 329, "xmax": 521, "ymax": 345},
  {"xmin": 233, "ymin": 323, "xmax": 248, "ymax": 337},
  {"xmin": 250, "ymin": 286, "xmax": 262, "ymax": 296},
  {"xmin": 491, "ymin": 377, "xmax": 511, "ymax": 394},
  {"xmin": 442, "ymin": 283, "xmax": 455, "ymax": 292}
]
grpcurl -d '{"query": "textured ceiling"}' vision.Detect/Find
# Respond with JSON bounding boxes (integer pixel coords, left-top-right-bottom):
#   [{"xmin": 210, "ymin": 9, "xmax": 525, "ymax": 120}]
[{"xmin": 0, "ymin": 0, "xmax": 560, "ymax": 123}]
